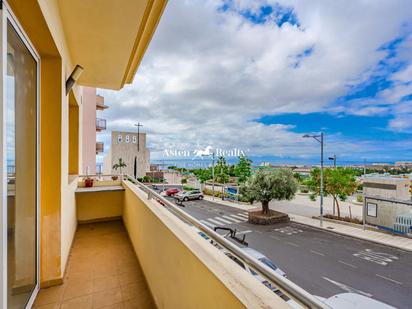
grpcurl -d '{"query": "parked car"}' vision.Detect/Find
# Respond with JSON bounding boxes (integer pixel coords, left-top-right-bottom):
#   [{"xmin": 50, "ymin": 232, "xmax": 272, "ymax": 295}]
[
  {"xmin": 224, "ymin": 248, "xmax": 291, "ymax": 303},
  {"xmin": 241, "ymin": 247, "xmax": 286, "ymax": 277},
  {"xmin": 174, "ymin": 190, "xmax": 204, "ymax": 202},
  {"xmin": 165, "ymin": 188, "xmax": 180, "ymax": 196}
]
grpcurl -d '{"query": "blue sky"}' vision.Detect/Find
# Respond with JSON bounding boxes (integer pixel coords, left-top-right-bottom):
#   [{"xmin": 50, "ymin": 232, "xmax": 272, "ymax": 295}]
[{"xmin": 99, "ymin": 1, "xmax": 412, "ymax": 164}]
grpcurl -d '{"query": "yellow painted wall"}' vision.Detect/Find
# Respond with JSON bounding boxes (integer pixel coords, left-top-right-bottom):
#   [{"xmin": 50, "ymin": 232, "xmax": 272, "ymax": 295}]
[
  {"xmin": 76, "ymin": 190, "xmax": 123, "ymax": 223},
  {"xmin": 8, "ymin": 0, "xmax": 81, "ymax": 286},
  {"xmin": 39, "ymin": 57, "xmax": 63, "ymax": 285},
  {"xmin": 122, "ymin": 181, "xmax": 285, "ymax": 309}
]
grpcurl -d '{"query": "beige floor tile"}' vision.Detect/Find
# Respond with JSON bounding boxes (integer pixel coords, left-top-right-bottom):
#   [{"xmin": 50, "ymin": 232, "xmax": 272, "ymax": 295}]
[
  {"xmin": 61, "ymin": 295, "xmax": 93, "ymax": 309},
  {"xmin": 35, "ymin": 222, "xmax": 154, "ymax": 309},
  {"xmin": 120, "ymin": 282, "xmax": 148, "ymax": 301},
  {"xmin": 100, "ymin": 302, "xmax": 125, "ymax": 309},
  {"xmin": 63, "ymin": 279, "xmax": 93, "ymax": 300},
  {"xmin": 92, "ymin": 275, "xmax": 120, "ymax": 293},
  {"xmin": 92, "ymin": 287, "xmax": 123, "ymax": 308},
  {"xmin": 124, "ymin": 296, "xmax": 156, "ymax": 309},
  {"xmin": 33, "ymin": 302, "xmax": 59, "ymax": 309},
  {"xmin": 118, "ymin": 270, "xmax": 143, "ymax": 287},
  {"xmin": 33, "ymin": 285, "xmax": 64, "ymax": 306}
]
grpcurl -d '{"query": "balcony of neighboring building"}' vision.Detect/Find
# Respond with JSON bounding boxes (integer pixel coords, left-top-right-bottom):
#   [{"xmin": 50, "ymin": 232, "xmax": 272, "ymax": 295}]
[
  {"xmin": 96, "ymin": 142, "xmax": 104, "ymax": 154},
  {"xmin": 96, "ymin": 118, "xmax": 107, "ymax": 131},
  {"xmin": 96, "ymin": 94, "xmax": 109, "ymax": 110},
  {"xmin": 32, "ymin": 177, "xmax": 313, "ymax": 309}
]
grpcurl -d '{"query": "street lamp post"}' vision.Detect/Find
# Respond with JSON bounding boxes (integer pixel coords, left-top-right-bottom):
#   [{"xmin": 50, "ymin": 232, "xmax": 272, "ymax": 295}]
[
  {"xmin": 303, "ymin": 132, "xmax": 324, "ymax": 227},
  {"xmin": 328, "ymin": 155, "xmax": 336, "ymax": 215},
  {"xmin": 202, "ymin": 151, "xmax": 215, "ymax": 200}
]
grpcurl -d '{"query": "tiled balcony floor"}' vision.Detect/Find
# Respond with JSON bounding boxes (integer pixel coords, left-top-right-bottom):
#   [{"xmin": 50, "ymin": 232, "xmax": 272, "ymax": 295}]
[{"xmin": 33, "ymin": 220, "xmax": 156, "ymax": 309}]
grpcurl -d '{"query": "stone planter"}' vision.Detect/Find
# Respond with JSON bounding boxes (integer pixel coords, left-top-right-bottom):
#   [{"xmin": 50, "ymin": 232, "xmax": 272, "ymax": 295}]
[{"xmin": 248, "ymin": 208, "xmax": 289, "ymax": 225}]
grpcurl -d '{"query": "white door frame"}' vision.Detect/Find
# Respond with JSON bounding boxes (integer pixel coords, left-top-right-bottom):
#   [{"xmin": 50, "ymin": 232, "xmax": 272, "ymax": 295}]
[{"xmin": 0, "ymin": 1, "xmax": 40, "ymax": 308}]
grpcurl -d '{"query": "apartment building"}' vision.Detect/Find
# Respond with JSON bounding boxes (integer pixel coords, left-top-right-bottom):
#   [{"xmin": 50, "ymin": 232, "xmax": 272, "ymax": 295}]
[
  {"xmin": 0, "ymin": 1, "xmax": 321, "ymax": 309},
  {"xmin": 82, "ymin": 88, "xmax": 109, "ymax": 175}
]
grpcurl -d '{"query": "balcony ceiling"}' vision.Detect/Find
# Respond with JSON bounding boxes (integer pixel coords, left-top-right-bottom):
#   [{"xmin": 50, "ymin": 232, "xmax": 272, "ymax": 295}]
[{"xmin": 57, "ymin": 0, "xmax": 167, "ymax": 90}]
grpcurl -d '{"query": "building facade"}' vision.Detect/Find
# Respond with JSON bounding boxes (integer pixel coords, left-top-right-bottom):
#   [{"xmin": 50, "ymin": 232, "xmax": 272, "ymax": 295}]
[
  {"xmin": 81, "ymin": 87, "xmax": 108, "ymax": 175},
  {"xmin": 104, "ymin": 131, "xmax": 150, "ymax": 178}
]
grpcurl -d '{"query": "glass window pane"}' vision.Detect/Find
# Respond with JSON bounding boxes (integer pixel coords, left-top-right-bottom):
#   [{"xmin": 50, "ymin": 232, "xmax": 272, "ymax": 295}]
[{"xmin": 6, "ymin": 20, "xmax": 38, "ymax": 309}]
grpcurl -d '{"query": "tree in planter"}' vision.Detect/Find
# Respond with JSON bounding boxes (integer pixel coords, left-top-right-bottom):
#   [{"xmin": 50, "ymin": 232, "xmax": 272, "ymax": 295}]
[
  {"xmin": 112, "ymin": 158, "xmax": 127, "ymax": 175},
  {"xmin": 304, "ymin": 167, "xmax": 358, "ymax": 218},
  {"xmin": 234, "ymin": 155, "xmax": 252, "ymax": 184},
  {"xmin": 239, "ymin": 168, "xmax": 297, "ymax": 214}
]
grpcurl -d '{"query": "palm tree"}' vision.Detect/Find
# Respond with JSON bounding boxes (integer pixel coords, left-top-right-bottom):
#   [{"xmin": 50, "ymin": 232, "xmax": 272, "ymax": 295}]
[{"xmin": 113, "ymin": 158, "xmax": 127, "ymax": 175}]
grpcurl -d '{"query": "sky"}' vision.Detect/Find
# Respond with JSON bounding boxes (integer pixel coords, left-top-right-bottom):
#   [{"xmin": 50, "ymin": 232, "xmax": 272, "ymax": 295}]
[{"xmin": 98, "ymin": 0, "xmax": 412, "ymax": 165}]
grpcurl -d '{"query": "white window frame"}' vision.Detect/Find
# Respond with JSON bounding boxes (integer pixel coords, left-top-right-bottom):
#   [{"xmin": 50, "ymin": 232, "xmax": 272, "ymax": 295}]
[
  {"xmin": 367, "ymin": 202, "xmax": 377, "ymax": 218},
  {"xmin": 117, "ymin": 134, "xmax": 122, "ymax": 143},
  {"xmin": 132, "ymin": 135, "xmax": 137, "ymax": 144},
  {"xmin": 125, "ymin": 135, "xmax": 130, "ymax": 143},
  {"xmin": 0, "ymin": 2, "xmax": 41, "ymax": 308}
]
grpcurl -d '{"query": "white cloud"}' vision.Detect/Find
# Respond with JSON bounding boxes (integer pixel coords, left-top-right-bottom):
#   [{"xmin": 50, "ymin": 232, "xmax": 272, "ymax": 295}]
[{"xmin": 98, "ymin": 0, "xmax": 412, "ymax": 162}]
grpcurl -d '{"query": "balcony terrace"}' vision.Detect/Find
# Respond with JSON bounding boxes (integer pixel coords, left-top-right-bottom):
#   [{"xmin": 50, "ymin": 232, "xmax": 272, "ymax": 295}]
[
  {"xmin": 31, "ymin": 176, "xmax": 325, "ymax": 309},
  {"xmin": 33, "ymin": 221, "xmax": 154, "ymax": 309}
]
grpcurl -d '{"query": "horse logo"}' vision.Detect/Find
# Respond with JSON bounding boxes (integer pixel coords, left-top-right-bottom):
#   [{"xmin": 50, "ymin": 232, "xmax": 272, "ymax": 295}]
[{"xmin": 192, "ymin": 146, "xmax": 213, "ymax": 159}]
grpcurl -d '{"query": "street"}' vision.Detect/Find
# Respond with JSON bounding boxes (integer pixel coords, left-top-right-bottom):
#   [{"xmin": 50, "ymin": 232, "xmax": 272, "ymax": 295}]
[{"xmin": 158, "ymin": 188, "xmax": 412, "ymax": 308}]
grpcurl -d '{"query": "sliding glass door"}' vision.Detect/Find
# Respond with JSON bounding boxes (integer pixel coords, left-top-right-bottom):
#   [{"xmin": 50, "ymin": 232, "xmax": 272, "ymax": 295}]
[{"xmin": 1, "ymin": 3, "xmax": 40, "ymax": 308}]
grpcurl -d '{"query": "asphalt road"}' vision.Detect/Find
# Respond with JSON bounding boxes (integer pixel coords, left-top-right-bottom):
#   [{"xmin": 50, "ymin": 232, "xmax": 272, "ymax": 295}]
[{"xmin": 155, "ymin": 187, "xmax": 412, "ymax": 309}]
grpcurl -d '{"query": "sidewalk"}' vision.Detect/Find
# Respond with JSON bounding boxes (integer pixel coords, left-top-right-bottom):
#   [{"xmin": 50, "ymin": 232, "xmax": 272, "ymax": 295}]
[
  {"xmin": 203, "ymin": 195, "xmax": 254, "ymax": 211},
  {"xmin": 203, "ymin": 195, "xmax": 412, "ymax": 252},
  {"xmin": 290, "ymin": 214, "xmax": 412, "ymax": 252}
]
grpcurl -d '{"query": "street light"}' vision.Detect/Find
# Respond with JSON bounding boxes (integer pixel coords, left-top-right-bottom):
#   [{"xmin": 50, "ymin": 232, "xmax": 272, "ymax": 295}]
[
  {"xmin": 202, "ymin": 151, "xmax": 215, "ymax": 200},
  {"xmin": 328, "ymin": 155, "xmax": 336, "ymax": 215},
  {"xmin": 303, "ymin": 132, "xmax": 324, "ymax": 227}
]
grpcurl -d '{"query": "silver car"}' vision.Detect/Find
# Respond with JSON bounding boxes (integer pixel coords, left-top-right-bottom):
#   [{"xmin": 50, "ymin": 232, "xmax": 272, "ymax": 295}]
[{"xmin": 174, "ymin": 190, "xmax": 204, "ymax": 202}]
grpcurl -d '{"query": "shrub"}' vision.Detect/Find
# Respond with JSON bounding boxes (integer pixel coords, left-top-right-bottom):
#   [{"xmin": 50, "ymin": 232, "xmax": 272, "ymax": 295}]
[
  {"xmin": 356, "ymin": 195, "xmax": 363, "ymax": 203},
  {"xmin": 183, "ymin": 185, "xmax": 197, "ymax": 191},
  {"xmin": 202, "ymin": 188, "xmax": 229, "ymax": 198},
  {"xmin": 181, "ymin": 178, "xmax": 188, "ymax": 184}
]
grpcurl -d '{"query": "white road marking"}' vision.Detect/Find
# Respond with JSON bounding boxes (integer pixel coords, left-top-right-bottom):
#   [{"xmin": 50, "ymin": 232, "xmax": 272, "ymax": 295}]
[
  {"xmin": 236, "ymin": 230, "xmax": 252, "ymax": 235},
  {"xmin": 286, "ymin": 242, "xmax": 299, "ymax": 247},
  {"xmin": 200, "ymin": 220, "xmax": 215, "ymax": 228},
  {"xmin": 322, "ymin": 277, "xmax": 373, "ymax": 297},
  {"xmin": 270, "ymin": 235, "xmax": 281, "ymax": 240},
  {"xmin": 231, "ymin": 214, "xmax": 248, "ymax": 221},
  {"xmin": 376, "ymin": 274, "xmax": 402, "ymax": 285},
  {"xmin": 236, "ymin": 213, "xmax": 249, "ymax": 218},
  {"xmin": 310, "ymin": 250, "xmax": 325, "ymax": 257},
  {"xmin": 222, "ymin": 215, "xmax": 242, "ymax": 223},
  {"xmin": 208, "ymin": 218, "xmax": 225, "ymax": 225},
  {"xmin": 338, "ymin": 260, "xmax": 358, "ymax": 269},
  {"xmin": 213, "ymin": 217, "xmax": 232, "ymax": 224},
  {"xmin": 353, "ymin": 249, "xmax": 399, "ymax": 266},
  {"xmin": 231, "ymin": 214, "xmax": 248, "ymax": 220}
]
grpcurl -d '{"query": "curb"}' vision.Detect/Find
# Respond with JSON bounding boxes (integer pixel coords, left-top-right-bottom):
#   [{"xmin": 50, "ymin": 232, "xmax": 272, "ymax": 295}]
[{"xmin": 290, "ymin": 217, "xmax": 412, "ymax": 252}]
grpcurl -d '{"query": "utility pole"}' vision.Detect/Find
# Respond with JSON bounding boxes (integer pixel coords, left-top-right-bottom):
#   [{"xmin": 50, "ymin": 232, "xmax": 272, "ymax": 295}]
[
  {"xmin": 320, "ymin": 132, "xmax": 324, "ymax": 228},
  {"xmin": 212, "ymin": 152, "xmax": 215, "ymax": 201},
  {"xmin": 363, "ymin": 158, "xmax": 366, "ymax": 176},
  {"xmin": 329, "ymin": 154, "xmax": 336, "ymax": 215}
]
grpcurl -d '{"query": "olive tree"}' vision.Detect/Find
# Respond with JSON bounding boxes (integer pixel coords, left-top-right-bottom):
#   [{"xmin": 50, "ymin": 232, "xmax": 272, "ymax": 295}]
[{"xmin": 240, "ymin": 168, "xmax": 297, "ymax": 214}]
